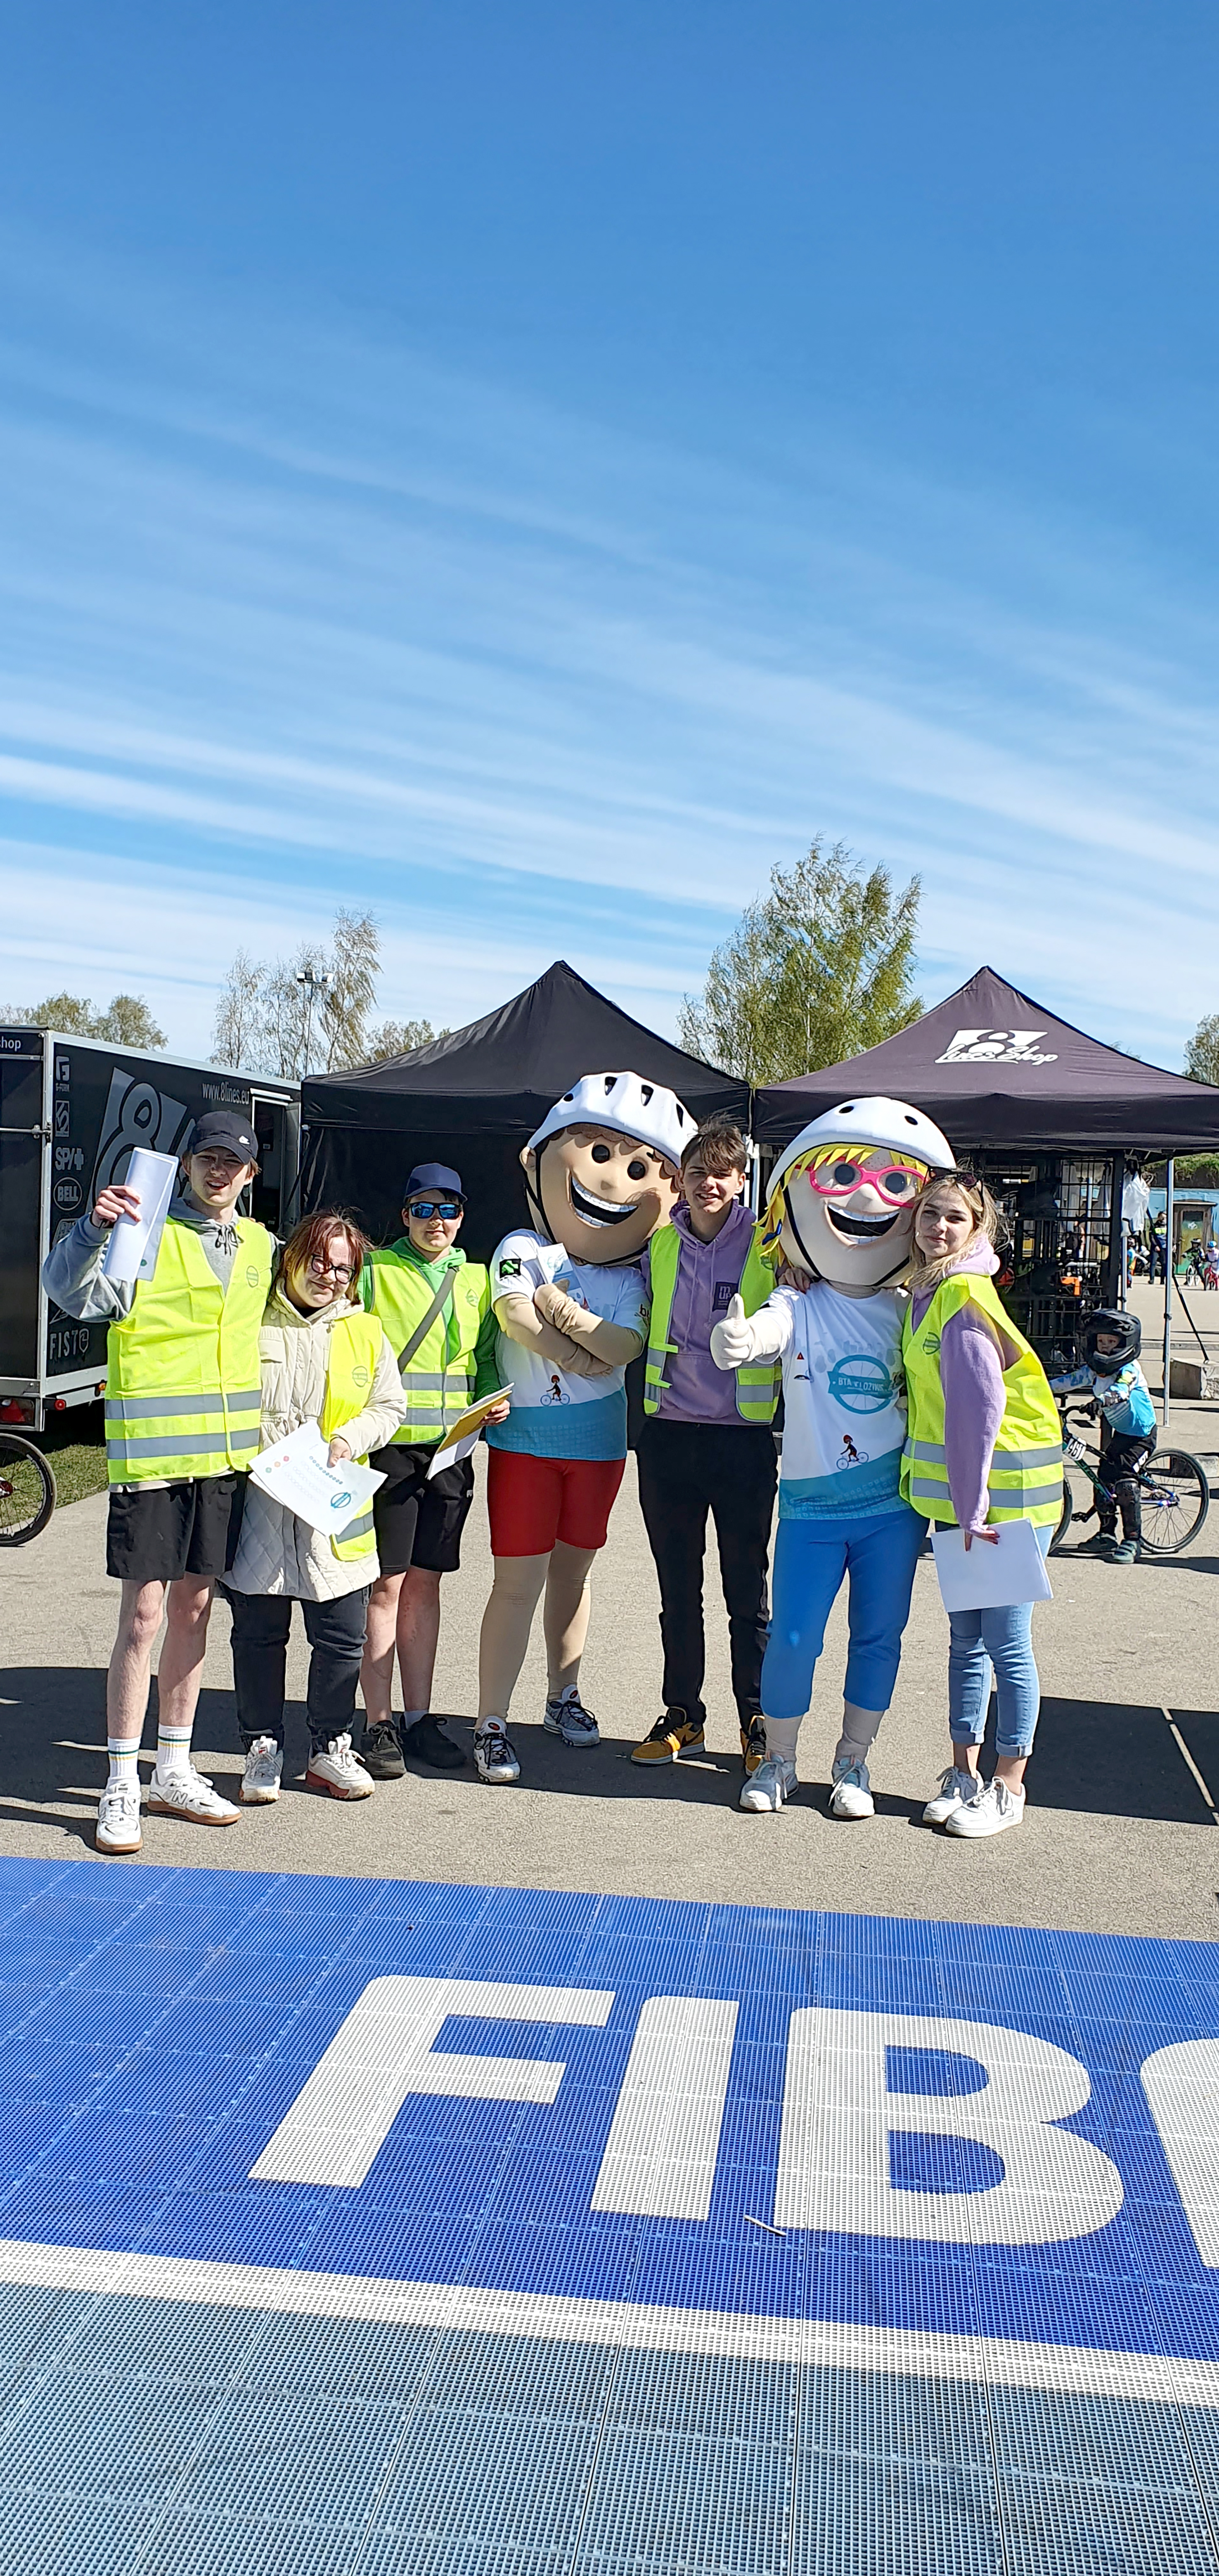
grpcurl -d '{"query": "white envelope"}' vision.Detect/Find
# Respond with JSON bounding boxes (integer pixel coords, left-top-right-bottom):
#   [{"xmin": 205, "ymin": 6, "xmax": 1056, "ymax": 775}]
[{"xmin": 931, "ymin": 1519, "xmax": 1053, "ymax": 1612}]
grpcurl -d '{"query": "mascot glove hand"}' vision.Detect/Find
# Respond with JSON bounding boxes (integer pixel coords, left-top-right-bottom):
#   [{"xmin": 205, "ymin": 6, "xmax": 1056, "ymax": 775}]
[
  {"xmin": 559, "ymin": 1341, "xmax": 613, "ymax": 1380},
  {"xmin": 710, "ymin": 1293, "xmax": 759, "ymax": 1370},
  {"xmin": 533, "ymin": 1281, "xmax": 591, "ymax": 1339}
]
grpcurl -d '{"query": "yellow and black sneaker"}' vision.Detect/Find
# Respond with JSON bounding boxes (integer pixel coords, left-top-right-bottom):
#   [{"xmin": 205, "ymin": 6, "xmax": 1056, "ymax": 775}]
[
  {"xmin": 631, "ymin": 1709, "xmax": 706, "ymax": 1765},
  {"xmin": 741, "ymin": 1717, "xmax": 768, "ymax": 1776}
]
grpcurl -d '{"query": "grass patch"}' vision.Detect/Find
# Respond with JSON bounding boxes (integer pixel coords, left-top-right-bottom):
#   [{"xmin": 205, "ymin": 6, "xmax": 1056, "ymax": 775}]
[{"xmin": 29, "ymin": 1402, "xmax": 108, "ymax": 1508}]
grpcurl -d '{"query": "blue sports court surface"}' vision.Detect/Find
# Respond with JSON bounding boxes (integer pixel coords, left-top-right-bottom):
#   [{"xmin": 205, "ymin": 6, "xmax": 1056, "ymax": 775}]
[{"xmin": 3, "ymin": 1853, "xmax": 1219, "ymax": 2572}]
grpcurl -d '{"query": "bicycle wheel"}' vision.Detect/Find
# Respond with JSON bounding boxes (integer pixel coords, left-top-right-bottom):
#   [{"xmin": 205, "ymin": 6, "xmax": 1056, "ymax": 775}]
[
  {"xmin": 0, "ymin": 1433, "xmax": 56, "ymax": 1546},
  {"xmin": 1048, "ymin": 1464, "xmax": 1101, "ymax": 1556},
  {"xmin": 1137, "ymin": 1450, "xmax": 1210, "ymax": 1556}
]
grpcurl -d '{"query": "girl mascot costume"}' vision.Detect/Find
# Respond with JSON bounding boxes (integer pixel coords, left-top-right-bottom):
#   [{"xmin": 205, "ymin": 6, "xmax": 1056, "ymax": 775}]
[
  {"xmin": 711, "ymin": 1096, "xmax": 954, "ymax": 1817},
  {"xmin": 474, "ymin": 1070, "xmax": 693, "ymax": 1783}
]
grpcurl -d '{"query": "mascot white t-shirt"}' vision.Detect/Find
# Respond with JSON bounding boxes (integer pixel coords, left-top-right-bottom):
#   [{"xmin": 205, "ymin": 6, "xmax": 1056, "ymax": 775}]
[
  {"xmin": 486, "ymin": 1231, "xmax": 648, "ymax": 1461},
  {"xmin": 764, "ymin": 1283, "xmax": 909, "ymax": 1519}
]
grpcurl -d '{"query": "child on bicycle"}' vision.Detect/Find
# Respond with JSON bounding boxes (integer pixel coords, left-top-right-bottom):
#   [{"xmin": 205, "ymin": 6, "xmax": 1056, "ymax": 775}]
[{"xmin": 1049, "ymin": 1309, "xmax": 1156, "ymax": 1563}]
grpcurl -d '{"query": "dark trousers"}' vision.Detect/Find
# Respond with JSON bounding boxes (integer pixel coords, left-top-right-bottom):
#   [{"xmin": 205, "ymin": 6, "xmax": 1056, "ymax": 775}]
[
  {"xmin": 227, "ymin": 1587, "xmax": 369, "ymax": 1750},
  {"xmin": 1098, "ymin": 1427, "xmax": 1155, "ymax": 1541},
  {"xmin": 636, "ymin": 1418, "xmax": 777, "ymax": 1724}
]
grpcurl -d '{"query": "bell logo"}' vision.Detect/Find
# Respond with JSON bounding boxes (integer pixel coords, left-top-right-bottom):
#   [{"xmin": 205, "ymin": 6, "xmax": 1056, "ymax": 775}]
[{"xmin": 936, "ymin": 1028, "xmax": 1058, "ymax": 1066}]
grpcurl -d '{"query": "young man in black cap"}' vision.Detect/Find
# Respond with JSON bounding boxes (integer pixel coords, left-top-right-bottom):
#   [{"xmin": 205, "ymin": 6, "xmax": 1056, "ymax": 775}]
[
  {"xmin": 42, "ymin": 1109, "xmax": 272, "ymax": 1854},
  {"xmin": 359, "ymin": 1164, "xmax": 507, "ymax": 1773}
]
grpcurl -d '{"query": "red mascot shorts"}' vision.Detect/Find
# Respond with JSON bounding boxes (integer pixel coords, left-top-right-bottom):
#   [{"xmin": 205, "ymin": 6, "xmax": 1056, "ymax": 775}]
[{"xmin": 487, "ymin": 1449, "xmax": 627, "ymax": 1556}]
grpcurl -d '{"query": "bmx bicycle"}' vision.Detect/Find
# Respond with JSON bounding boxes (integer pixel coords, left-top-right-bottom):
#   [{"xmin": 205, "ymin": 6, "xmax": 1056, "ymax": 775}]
[
  {"xmin": 0, "ymin": 1432, "xmax": 57, "ymax": 1546},
  {"xmin": 1051, "ymin": 1402, "xmax": 1209, "ymax": 1559}
]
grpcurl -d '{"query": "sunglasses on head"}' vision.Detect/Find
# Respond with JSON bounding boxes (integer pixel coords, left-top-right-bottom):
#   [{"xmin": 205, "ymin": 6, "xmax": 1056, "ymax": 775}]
[{"xmin": 408, "ymin": 1199, "xmax": 462, "ymax": 1221}]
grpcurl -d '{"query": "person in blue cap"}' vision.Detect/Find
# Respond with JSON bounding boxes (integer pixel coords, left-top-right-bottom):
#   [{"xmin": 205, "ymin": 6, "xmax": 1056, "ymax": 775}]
[{"xmin": 358, "ymin": 1164, "xmax": 508, "ymax": 1774}]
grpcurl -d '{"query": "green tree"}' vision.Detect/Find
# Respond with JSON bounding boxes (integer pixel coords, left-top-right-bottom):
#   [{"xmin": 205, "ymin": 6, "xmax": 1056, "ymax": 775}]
[
  {"xmin": 363, "ymin": 1016, "xmax": 446, "ymax": 1061},
  {"xmin": 1185, "ymin": 1014, "xmax": 1219, "ymax": 1087},
  {"xmin": 2, "ymin": 991, "xmax": 166, "ymax": 1046},
  {"xmin": 677, "ymin": 839, "xmax": 922, "ymax": 1084}
]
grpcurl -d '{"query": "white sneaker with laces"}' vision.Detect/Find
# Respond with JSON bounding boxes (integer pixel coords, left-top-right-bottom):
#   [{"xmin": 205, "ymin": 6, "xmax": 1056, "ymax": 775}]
[
  {"xmin": 241, "ymin": 1736, "xmax": 284, "ymax": 1804},
  {"xmin": 543, "ymin": 1688, "xmax": 599, "ymax": 1747},
  {"xmin": 828, "ymin": 1758, "xmax": 875, "ymax": 1821},
  {"xmin": 306, "ymin": 1734, "xmax": 375, "ymax": 1800},
  {"xmin": 945, "ymin": 1779, "xmax": 1026, "ymax": 1839},
  {"xmin": 147, "ymin": 1764, "xmax": 240, "ymax": 1827},
  {"xmin": 923, "ymin": 1765, "xmax": 980, "ymax": 1826},
  {"xmin": 96, "ymin": 1778, "xmax": 142, "ymax": 1854},
  {"xmin": 739, "ymin": 1754, "xmax": 798, "ymax": 1813},
  {"xmin": 473, "ymin": 1719, "xmax": 521, "ymax": 1785}
]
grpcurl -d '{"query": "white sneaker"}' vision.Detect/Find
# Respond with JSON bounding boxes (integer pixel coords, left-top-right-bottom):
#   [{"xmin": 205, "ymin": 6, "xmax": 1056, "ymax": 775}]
[
  {"xmin": 543, "ymin": 1688, "xmax": 599, "ymax": 1748},
  {"xmin": 923, "ymin": 1765, "xmax": 980, "ymax": 1826},
  {"xmin": 945, "ymin": 1779, "xmax": 1026, "ymax": 1839},
  {"xmin": 306, "ymin": 1734, "xmax": 375, "ymax": 1800},
  {"xmin": 473, "ymin": 1719, "xmax": 521, "ymax": 1785},
  {"xmin": 147, "ymin": 1764, "xmax": 240, "ymax": 1827},
  {"xmin": 739, "ymin": 1754, "xmax": 798, "ymax": 1813},
  {"xmin": 241, "ymin": 1736, "xmax": 284, "ymax": 1804},
  {"xmin": 96, "ymin": 1778, "xmax": 142, "ymax": 1854},
  {"xmin": 828, "ymin": 1758, "xmax": 874, "ymax": 1821}
]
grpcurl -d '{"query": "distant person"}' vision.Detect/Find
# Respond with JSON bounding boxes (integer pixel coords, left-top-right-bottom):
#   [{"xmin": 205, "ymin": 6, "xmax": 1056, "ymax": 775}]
[
  {"xmin": 224, "ymin": 1211, "xmax": 407, "ymax": 1805},
  {"xmin": 1051, "ymin": 1309, "xmax": 1156, "ymax": 1564},
  {"xmin": 42, "ymin": 1111, "xmax": 272, "ymax": 1854},
  {"xmin": 358, "ymin": 1167, "xmax": 507, "ymax": 1777},
  {"xmin": 630, "ymin": 1119, "xmax": 777, "ymax": 1774},
  {"xmin": 1148, "ymin": 1222, "xmax": 1166, "ymax": 1284}
]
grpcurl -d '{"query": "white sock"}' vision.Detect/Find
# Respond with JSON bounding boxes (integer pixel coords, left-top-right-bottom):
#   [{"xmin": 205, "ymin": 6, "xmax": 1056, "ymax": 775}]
[
  {"xmin": 106, "ymin": 1738, "xmax": 140, "ymax": 1791},
  {"xmin": 833, "ymin": 1703, "xmax": 884, "ymax": 1769},
  {"xmin": 155, "ymin": 1720, "xmax": 193, "ymax": 1781},
  {"xmin": 763, "ymin": 1716, "xmax": 801, "ymax": 1762},
  {"xmin": 548, "ymin": 1682, "xmax": 578, "ymax": 1705}
]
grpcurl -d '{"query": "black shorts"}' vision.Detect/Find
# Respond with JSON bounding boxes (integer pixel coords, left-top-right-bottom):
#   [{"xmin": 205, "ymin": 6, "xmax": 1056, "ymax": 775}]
[
  {"xmin": 370, "ymin": 1442, "xmax": 475, "ymax": 1577},
  {"xmin": 106, "ymin": 1473, "xmax": 246, "ymax": 1584}
]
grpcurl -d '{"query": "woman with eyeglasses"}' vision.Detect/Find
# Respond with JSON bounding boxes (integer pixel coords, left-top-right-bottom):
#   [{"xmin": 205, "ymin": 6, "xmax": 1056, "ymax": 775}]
[{"xmin": 223, "ymin": 1210, "xmax": 407, "ymax": 1806}]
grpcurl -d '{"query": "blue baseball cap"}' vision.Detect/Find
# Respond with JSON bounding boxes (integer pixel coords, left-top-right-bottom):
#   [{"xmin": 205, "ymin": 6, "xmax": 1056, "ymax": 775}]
[{"xmin": 404, "ymin": 1163, "xmax": 464, "ymax": 1203}]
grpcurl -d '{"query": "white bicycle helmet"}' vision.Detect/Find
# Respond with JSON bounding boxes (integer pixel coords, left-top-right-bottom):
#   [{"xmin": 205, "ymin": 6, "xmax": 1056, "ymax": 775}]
[
  {"xmin": 769, "ymin": 1096, "xmax": 956, "ymax": 1200},
  {"xmin": 528, "ymin": 1071, "xmax": 693, "ymax": 1169}
]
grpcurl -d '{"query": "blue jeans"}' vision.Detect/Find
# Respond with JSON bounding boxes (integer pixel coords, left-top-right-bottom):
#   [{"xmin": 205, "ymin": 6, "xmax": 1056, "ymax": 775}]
[
  {"xmin": 947, "ymin": 1525, "xmax": 1052, "ymax": 1758},
  {"xmin": 760, "ymin": 1505, "xmax": 925, "ymax": 1720}
]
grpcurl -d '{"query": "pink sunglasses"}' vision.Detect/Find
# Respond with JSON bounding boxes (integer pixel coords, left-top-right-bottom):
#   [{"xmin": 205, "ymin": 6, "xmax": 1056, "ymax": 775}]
[{"xmin": 802, "ymin": 1158, "xmax": 925, "ymax": 1201}]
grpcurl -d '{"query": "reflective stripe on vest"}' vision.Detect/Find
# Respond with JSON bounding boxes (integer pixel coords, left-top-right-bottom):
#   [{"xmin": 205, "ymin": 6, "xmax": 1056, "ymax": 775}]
[
  {"xmin": 104, "ymin": 1219, "xmax": 274, "ymax": 1485},
  {"xmin": 362, "ymin": 1248, "xmax": 489, "ymax": 1444},
  {"xmin": 319, "ymin": 1312, "xmax": 386, "ymax": 1561},
  {"xmin": 900, "ymin": 1272, "xmax": 1063, "ymax": 1529},
  {"xmin": 643, "ymin": 1221, "xmax": 779, "ymax": 1424}
]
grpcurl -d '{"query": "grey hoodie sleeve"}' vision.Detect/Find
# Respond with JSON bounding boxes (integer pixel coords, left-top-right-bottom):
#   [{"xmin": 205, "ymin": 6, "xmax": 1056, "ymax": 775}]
[{"xmin": 40, "ymin": 1216, "xmax": 136, "ymax": 1322}]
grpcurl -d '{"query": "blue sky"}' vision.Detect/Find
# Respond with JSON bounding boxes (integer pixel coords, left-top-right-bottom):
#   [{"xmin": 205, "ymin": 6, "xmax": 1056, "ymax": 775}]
[{"xmin": 0, "ymin": 2, "xmax": 1217, "ymax": 1066}]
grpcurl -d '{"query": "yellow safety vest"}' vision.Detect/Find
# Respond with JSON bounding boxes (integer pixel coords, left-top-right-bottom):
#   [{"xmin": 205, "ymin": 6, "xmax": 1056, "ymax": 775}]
[
  {"xmin": 318, "ymin": 1312, "xmax": 385, "ymax": 1561},
  {"xmin": 900, "ymin": 1272, "xmax": 1063, "ymax": 1527},
  {"xmin": 644, "ymin": 1222, "xmax": 780, "ymax": 1425},
  {"xmin": 363, "ymin": 1245, "xmax": 491, "ymax": 1444},
  {"xmin": 104, "ymin": 1217, "xmax": 275, "ymax": 1485}
]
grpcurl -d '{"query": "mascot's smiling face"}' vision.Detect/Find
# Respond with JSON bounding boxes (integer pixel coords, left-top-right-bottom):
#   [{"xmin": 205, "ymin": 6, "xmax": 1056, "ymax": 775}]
[
  {"xmin": 775, "ymin": 1142, "xmax": 930, "ymax": 1293},
  {"xmin": 525, "ymin": 1124, "xmax": 680, "ymax": 1264}
]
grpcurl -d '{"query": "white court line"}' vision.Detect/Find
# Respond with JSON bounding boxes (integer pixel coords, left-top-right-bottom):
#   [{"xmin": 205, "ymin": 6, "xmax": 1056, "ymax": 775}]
[{"xmin": 0, "ymin": 2235, "xmax": 1216, "ymax": 2411}]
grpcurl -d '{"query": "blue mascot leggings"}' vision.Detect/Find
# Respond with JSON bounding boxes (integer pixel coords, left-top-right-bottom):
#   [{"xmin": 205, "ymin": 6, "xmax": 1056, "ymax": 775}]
[{"xmin": 759, "ymin": 1504, "xmax": 926, "ymax": 1720}]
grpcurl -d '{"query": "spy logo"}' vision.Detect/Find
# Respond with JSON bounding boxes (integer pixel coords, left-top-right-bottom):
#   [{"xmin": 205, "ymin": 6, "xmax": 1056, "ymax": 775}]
[
  {"xmin": 352, "ymin": 1366, "xmax": 369, "ymax": 1387},
  {"xmin": 828, "ymin": 1355, "xmax": 894, "ymax": 1413}
]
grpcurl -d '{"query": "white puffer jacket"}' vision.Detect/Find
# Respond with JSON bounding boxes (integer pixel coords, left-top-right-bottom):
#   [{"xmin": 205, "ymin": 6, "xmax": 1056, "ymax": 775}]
[{"xmin": 226, "ymin": 1287, "xmax": 407, "ymax": 1603}]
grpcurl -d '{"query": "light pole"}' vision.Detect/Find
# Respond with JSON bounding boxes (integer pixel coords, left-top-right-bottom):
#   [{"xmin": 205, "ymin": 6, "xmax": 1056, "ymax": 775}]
[{"xmin": 296, "ymin": 965, "xmax": 331, "ymax": 1074}]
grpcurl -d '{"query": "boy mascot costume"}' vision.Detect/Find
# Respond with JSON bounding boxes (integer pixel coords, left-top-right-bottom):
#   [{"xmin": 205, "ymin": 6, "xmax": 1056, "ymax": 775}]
[
  {"xmin": 711, "ymin": 1095, "xmax": 954, "ymax": 1817},
  {"xmin": 474, "ymin": 1070, "xmax": 694, "ymax": 1783}
]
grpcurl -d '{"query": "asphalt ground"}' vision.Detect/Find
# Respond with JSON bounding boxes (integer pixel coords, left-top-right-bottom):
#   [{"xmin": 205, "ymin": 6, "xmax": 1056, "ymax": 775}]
[{"xmin": 3, "ymin": 1430, "xmax": 1218, "ymax": 1943}]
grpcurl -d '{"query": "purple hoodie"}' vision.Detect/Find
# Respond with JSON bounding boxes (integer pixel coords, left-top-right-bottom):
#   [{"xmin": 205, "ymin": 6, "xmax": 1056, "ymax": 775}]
[
  {"xmin": 910, "ymin": 1240, "xmax": 1020, "ymax": 1533},
  {"xmin": 641, "ymin": 1198, "xmax": 758, "ymax": 1426}
]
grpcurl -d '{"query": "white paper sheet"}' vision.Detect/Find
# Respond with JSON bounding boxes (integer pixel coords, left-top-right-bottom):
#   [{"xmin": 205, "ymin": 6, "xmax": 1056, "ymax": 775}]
[
  {"xmin": 249, "ymin": 1421, "xmax": 385, "ymax": 1536},
  {"xmin": 426, "ymin": 1385, "xmax": 513, "ymax": 1477},
  {"xmin": 931, "ymin": 1519, "xmax": 1053, "ymax": 1612},
  {"xmin": 101, "ymin": 1148, "xmax": 179, "ymax": 1284}
]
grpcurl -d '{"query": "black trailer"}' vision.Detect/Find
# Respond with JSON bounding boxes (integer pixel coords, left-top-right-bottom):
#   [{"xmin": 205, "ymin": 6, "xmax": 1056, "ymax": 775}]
[{"xmin": 0, "ymin": 1030, "xmax": 298, "ymax": 1429}]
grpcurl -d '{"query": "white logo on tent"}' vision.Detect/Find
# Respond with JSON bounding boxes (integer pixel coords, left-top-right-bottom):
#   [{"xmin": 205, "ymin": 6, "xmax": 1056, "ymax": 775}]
[{"xmin": 935, "ymin": 1028, "xmax": 1058, "ymax": 1067}]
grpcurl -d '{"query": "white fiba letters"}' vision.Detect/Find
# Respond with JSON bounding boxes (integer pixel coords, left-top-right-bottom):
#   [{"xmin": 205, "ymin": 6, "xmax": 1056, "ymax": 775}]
[{"xmin": 1141, "ymin": 2040, "xmax": 1219, "ymax": 2267}]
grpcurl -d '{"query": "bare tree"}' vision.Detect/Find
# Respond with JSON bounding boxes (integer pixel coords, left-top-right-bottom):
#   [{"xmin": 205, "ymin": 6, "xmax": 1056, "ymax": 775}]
[{"xmin": 211, "ymin": 950, "xmax": 267, "ymax": 1070}]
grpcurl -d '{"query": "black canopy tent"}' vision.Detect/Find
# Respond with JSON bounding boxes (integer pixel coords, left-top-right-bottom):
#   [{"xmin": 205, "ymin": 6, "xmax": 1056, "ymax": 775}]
[
  {"xmin": 754, "ymin": 965, "xmax": 1219, "ymax": 1387},
  {"xmin": 301, "ymin": 959, "xmax": 749, "ymax": 1262}
]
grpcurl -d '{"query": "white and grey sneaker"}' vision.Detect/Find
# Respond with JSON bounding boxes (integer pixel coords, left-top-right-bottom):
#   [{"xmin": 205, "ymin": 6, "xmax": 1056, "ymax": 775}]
[
  {"xmin": 739, "ymin": 1754, "xmax": 798, "ymax": 1813},
  {"xmin": 96, "ymin": 1778, "xmax": 142, "ymax": 1855},
  {"xmin": 828, "ymin": 1758, "xmax": 875, "ymax": 1821},
  {"xmin": 306, "ymin": 1734, "xmax": 375, "ymax": 1801},
  {"xmin": 923, "ymin": 1765, "xmax": 981, "ymax": 1826},
  {"xmin": 147, "ymin": 1765, "xmax": 240, "ymax": 1828},
  {"xmin": 241, "ymin": 1735, "xmax": 284, "ymax": 1804},
  {"xmin": 543, "ymin": 1687, "xmax": 599, "ymax": 1748},
  {"xmin": 945, "ymin": 1779, "xmax": 1026, "ymax": 1839},
  {"xmin": 473, "ymin": 1719, "xmax": 521, "ymax": 1785}
]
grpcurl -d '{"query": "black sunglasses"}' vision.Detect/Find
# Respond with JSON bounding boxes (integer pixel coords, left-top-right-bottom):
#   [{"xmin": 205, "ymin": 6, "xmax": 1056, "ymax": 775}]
[{"xmin": 408, "ymin": 1199, "xmax": 462, "ymax": 1221}]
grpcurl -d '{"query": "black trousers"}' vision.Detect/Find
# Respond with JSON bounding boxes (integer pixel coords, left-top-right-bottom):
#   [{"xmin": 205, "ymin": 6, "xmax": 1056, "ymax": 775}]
[
  {"xmin": 635, "ymin": 1418, "xmax": 777, "ymax": 1724},
  {"xmin": 1098, "ymin": 1427, "xmax": 1155, "ymax": 1541},
  {"xmin": 226, "ymin": 1587, "xmax": 369, "ymax": 1750}
]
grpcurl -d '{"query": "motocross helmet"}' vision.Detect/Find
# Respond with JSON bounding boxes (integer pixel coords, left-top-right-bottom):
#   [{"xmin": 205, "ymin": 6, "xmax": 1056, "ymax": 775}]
[{"xmin": 1084, "ymin": 1307, "xmax": 1141, "ymax": 1374}]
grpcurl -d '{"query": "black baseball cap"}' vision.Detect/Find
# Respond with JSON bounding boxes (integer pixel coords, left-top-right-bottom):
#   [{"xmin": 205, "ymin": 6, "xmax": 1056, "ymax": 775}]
[
  {"xmin": 404, "ymin": 1163, "xmax": 464, "ymax": 1203},
  {"xmin": 187, "ymin": 1109, "xmax": 260, "ymax": 1165}
]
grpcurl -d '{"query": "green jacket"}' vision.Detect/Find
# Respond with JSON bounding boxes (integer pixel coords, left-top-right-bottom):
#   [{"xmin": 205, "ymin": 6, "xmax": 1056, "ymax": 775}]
[{"xmin": 362, "ymin": 1241, "xmax": 500, "ymax": 1444}]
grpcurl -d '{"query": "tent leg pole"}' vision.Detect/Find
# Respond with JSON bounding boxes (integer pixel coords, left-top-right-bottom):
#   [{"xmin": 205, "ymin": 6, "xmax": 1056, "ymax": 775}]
[{"xmin": 1162, "ymin": 1155, "xmax": 1174, "ymax": 1430}]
